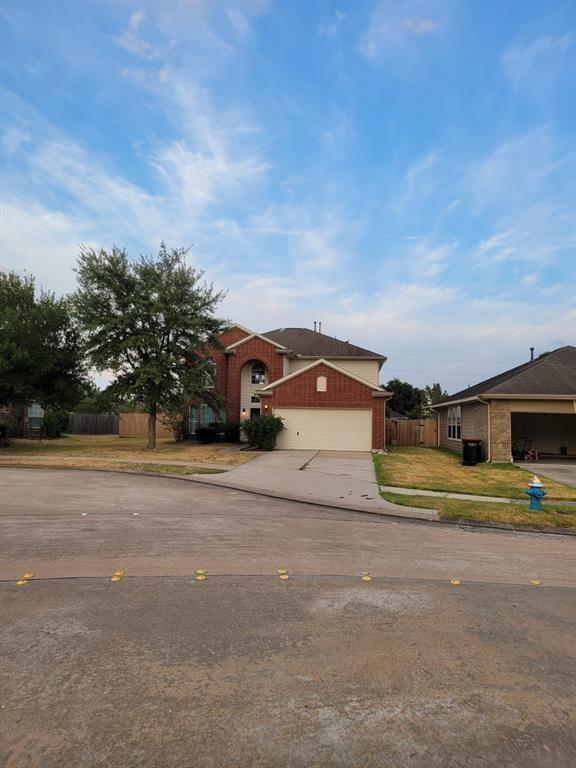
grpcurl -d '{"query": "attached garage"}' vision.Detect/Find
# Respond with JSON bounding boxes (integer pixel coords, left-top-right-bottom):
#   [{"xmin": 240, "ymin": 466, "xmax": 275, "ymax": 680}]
[{"xmin": 275, "ymin": 407, "xmax": 372, "ymax": 451}]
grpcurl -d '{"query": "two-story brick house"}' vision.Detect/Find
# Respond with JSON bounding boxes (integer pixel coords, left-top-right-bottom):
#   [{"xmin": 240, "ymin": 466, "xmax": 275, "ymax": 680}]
[{"xmin": 189, "ymin": 324, "xmax": 391, "ymax": 451}]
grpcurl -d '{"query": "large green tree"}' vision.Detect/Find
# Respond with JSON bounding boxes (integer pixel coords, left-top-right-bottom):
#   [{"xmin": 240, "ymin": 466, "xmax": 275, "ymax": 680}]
[
  {"xmin": 72, "ymin": 244, "xmax": 226, "ymax": 448},
  {"xmin": 384, "ymin": 378, "xmax": 426, "ymax": 419},
  {"xmin": 0, "ymin": 271, "xmax": 85, "ymax": 414}
]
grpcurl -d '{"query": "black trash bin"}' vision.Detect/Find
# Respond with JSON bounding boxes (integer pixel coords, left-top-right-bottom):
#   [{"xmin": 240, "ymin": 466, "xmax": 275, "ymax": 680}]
[{"xmin": 462, "ymin": 439, "xmax": 483, "ymax": 466}]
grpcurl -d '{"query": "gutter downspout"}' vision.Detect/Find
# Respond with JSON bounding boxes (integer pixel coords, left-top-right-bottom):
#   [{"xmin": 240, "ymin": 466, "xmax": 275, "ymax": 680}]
[{"xmin": 477, "ymin": 398, "xmax": 491, "ymax": 462}]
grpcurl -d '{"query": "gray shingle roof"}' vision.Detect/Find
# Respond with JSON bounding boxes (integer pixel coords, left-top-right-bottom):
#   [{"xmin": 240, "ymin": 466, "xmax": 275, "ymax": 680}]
[
  {"xmin": 437, "ymin": 346, "xmax": 576, "ymax": 405},
  {"xmin": 262, "ymin": 328, "xmax": 386, "ymax": 360}
]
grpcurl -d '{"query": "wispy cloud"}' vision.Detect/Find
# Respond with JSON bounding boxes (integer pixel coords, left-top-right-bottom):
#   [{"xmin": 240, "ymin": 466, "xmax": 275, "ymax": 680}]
[
  {"xmin": 359, "ymin": 0, "xmax": 445, "ymax": 64},
  {"xmin": 114, "ymin": 11, "xmax": 158, "ymax": 60},
  {"xmin": 501, "ymin": 34, "xmax": 573, "ymax": 91}
]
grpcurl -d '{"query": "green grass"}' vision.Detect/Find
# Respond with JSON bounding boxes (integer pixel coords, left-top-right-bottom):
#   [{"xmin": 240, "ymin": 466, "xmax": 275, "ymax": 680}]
[
  {"xmin": 0, "ymin": 434, "xmax": 258, "ymax": 466},
  {"xmin": 374, "ymin": 447, "xmax": 576, "ymax": 501},
  {"xmin": 381, "ymin": 491, "xmax": 576, "ymax": 529},
  {"xmin": 0, "ymin": 457, "xmax": 226, "ymax": 477}
]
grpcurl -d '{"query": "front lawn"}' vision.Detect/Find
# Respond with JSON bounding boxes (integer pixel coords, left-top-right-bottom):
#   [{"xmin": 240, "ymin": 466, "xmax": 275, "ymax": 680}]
[
  {"xmin": 374, "ymin": 447, "xmax": 576, "ymax": 501},
  {"xmin": 381, "ymin": 491, "xmax": 576, "ymax": 530},
  {"xmin": 0, "ymin": 457, "xmax": 226, "ymax": 476},
  {"xmin": 0, "ymin": 434, "xmax": 260, "ymax": 467}
]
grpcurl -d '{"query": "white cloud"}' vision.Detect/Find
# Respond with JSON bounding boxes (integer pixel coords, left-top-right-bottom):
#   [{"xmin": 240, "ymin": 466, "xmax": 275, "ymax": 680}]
[
  {"xmin": 114, "ymin": 11, "xmax": 157, "ymax": 60},
  {"xmin": 150, "ymin": 139, "xmax": 268, "ymax": 210},
  {"xmin": 359, "ymin": 0, "xmax": 444, "ymax": 63},
  {"xmin": 2, "ymin": 126, "xmax": 31, "ymax": 154},
  {"xmin": 502, "ymin": 34, "xmax": 573, "ymax": 90}
]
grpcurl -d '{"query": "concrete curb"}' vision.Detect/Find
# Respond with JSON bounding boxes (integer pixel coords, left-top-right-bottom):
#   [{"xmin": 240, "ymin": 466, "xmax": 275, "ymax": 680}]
[{"xmin": 3, "ymin": 463, "xmax": 575, "ymax": 536}]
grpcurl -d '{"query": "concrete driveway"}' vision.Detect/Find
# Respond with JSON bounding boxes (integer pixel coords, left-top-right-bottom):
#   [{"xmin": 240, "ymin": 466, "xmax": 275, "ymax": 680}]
[
  {"xmin": 2, "ymin": 468, "xmax": 576, "ymax": 768},
  {"xmin": 203, "ymin": 449, "xmax": 438, "ymax": 520},
  {"xmin": 518, "ymin": 461, "xmax": 576, "ymax": 488}
]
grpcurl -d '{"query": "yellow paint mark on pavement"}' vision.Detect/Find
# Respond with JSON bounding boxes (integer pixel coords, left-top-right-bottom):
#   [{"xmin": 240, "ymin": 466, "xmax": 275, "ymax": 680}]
[
  {"xmin": 22, "ymin": 572, "xmax": 35, "ymax": 579},
  {"xmin": 16, "ymin": 579, "xmax": 29, "ymax": 586},
  {"xmin": 362, "ymin": 575, "xmax": 372, "ymax": 583},
  {"xmin": 531, "ymin": 579, "xmax": 541, "ymax": 586},
  {"xmin": 196, "ymin": 574, "xmax": 207, "ymax": 581},
  {"xmin": 195, "ymin": 568, "xmax": 207, "ymax": 576},
  {"xmin": 450, "ymin": 579, "xmax": 461, "ymax": 585}
]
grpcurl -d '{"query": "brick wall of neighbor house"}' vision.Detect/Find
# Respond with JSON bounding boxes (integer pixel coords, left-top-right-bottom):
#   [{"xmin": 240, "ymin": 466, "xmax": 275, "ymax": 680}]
[
  {"xmin": 438, "ymin": 402, "xmax": 490, "ymax": 458},
  {"xmin": 0, "ymin": 404, "xmax": 18, "ymax": 435},
  {"xmin": 490, "ymin": 400, "xmax": 513, "ymax": 462},
  {"xmin": 462, "ymin": 402, "xmax": 489, "ymax": 457},
  {"xmin": 438, "ymin": 408, "xmax": 461, "ymax": 453},
  {"xmin": 266, "ymin": 363, "xmax": 386, "ymax": 449}
]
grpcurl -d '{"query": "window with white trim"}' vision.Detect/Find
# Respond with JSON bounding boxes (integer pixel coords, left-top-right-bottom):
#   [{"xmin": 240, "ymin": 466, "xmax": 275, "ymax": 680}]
[
  {"xmin": 447, "ymin": 406, "xmax": 461, "ymax": 440},
  {"xmin": 27, "ymin": 402, "xmax": 44, "ymax": 429},
  {"xmin": 251, "ymin": 362, "xmax": 267, "ymax": 384},
  {"xmin": 188, "ymin": 403, "xmax": 224, "ymax": 434},
  {"xmin": 316, "ymin": 375, "xmax": 327, "ymax": 392}
]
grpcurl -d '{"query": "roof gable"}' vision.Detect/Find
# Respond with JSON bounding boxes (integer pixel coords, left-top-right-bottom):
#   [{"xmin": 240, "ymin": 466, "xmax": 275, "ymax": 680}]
[
  {"xmin": 262, "ymin": 327, "xmax": 386, "ymax": 360},
  {"xmin": 225, "ymin": 332, "xmax": 288, "ymax": 352},
  {"xmin": 437, "ymin": 346, "xmax": 576, "ymax": 405},
  {"xmin": 257, "ymin": 358, "xmax": 388, "ymax": 393}
]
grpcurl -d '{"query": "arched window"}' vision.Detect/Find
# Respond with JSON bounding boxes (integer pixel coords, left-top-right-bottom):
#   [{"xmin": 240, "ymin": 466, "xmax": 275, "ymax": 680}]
[
  {"xmin": 251, "ymin": 362, "xmax": 266, "ymax": 384},
  {"xmin": 203, "ymin": 357, "xmax": 216, "ymax": 388}
]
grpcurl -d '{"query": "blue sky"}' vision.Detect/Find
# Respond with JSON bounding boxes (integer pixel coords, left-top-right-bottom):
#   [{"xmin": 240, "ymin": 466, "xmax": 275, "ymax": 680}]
[{"xmin": 1, "ymin": 0, "xmax": 574, "ymax": 391}]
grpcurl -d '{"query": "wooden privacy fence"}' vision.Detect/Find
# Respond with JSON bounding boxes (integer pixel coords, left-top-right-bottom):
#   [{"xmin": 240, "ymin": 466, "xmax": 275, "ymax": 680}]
[
  {"xmin": 386, "ymin": 418, "xmax": 438, "ymax": 448},
  {"xmin": 68, "ymin": 412, "xmax": 119, "ymax": 435},
  {"xmin": 118, "ymin": 413, "xmax": 174, "ymax": 438}
]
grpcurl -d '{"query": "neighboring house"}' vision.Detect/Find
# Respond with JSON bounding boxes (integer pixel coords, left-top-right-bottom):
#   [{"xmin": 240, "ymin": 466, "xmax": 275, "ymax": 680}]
[
  {"xmin": 188, "ymin": 324, "xmax": 391, "ymax": 451},
  {"xmin": 434, "ymin": 346, "xmax": 576, "ymax": 462},
  {"xmin": 0, "ymin": 402, "xmax": 44, "ymax": 437},
  {"xmin": 387, "ymin": 408, "xmax": 409, "ymax": 420}
]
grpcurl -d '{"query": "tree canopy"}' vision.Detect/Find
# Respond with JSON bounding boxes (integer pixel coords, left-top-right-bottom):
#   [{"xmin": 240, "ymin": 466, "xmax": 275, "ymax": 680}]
[
  {"xmin": 0, "ymin": 270, "xmax": 85, "ymax": 411},
  {"xmin": 72, "ymin": 244, "xmax": 226, "ymax": 448},
  {"xmin": 385, "ymin": 379, "xmax": 448, "ymax": 418}
]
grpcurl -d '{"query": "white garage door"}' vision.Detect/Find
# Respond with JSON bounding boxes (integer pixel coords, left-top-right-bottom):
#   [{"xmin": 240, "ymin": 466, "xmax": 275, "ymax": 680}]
[{"xmin": 274, "ymin": 408, "xmax": 372, "ymax": 451}]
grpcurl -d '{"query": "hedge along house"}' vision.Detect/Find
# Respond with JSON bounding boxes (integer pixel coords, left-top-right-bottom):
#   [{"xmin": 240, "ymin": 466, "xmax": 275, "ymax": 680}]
[
  {"xmin": 187, "ymin": 324, "xmax": 391, "ymax": 451},
  {"xmin": 433, "ymin": 346, "xmax": 576, "ymax": 462}
]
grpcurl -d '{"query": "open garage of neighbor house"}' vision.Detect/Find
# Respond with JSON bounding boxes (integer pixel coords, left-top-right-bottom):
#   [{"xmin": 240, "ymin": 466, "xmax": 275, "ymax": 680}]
[
  {"xmin": 435, "ymin": 346, "xmax": 576, "ymax": 462},
  {"xmin": 512, "ymin": 411, "xmax": 576, "ymax": 459}
]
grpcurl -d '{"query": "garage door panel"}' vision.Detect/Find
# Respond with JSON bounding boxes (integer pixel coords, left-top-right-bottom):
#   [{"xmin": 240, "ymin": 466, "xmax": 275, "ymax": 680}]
[{"xmin": 275, "ymin": 408, "xmax": 371, "ymax": 451}]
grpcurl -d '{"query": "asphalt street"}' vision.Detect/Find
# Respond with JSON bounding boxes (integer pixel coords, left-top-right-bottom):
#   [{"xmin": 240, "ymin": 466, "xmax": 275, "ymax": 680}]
[{"xmin": 1, "ymin": 468, "xmax": 575, "ymax": 768}]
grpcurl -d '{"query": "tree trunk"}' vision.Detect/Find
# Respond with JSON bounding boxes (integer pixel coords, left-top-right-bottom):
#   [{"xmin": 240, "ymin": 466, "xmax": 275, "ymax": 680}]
[{"xmin": 148, "ymin": 409, "xmax": 156, "ymax": 450}]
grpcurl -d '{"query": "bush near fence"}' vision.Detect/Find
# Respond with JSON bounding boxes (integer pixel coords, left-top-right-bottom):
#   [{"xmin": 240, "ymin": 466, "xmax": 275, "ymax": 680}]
[
  {"xmin": 386, "ymin": 418, "xmax": 438, "ymax": 448},
  {"xmin": 118, "ymin": 413, "xmax": 174, "ymax": 438}
]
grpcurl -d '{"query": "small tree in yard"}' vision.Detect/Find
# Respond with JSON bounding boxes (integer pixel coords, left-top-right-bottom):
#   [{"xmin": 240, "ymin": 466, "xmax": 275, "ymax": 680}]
[
  {"xmin": 72, "ymin": 244, "xmax": 226, "ymax": 449},
  {"xmin": 0, "ymin": 271, "xmax": 85, "ymax": 415},
  {"xmin": 242, "ymin": 415, "xmax": 284, "ymax": 451}
]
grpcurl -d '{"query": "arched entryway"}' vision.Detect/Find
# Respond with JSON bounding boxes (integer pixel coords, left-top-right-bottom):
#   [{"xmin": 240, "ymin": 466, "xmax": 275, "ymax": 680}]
[{"xmin": 240, "ymin": 360, "xmax": 268, "ymax": 420}]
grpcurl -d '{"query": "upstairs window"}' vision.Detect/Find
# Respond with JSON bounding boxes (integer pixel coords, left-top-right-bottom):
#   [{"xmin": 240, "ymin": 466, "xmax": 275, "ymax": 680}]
[
  {"xmin": 447, "ymin": 406, "xmax": 461, "ymax": 440},
  {"xmin": 251, "ymin": 362, "xmax": 266, "ymax": 385},
  {"xmin": 316, "ymin": 375, "xmax": 327, "ymax": 392}
]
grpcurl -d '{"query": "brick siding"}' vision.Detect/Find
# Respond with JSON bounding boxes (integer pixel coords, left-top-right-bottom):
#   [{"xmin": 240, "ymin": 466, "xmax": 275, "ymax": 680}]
[
  {"xmin": 490, "ymin": 400, "xmax": 512, "ymax": 462},
  {"xmin": 266, "ymin": 363, "xmax": 385, "ymax": 449}
]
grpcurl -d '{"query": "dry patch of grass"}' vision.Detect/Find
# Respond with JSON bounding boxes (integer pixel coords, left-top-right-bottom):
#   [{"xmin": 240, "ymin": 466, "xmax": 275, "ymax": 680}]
[
  {"xmin": 374, "ymin": 447, "xmax": 576, "ymax": 501},
  {"xmin": 0, "ymin": 435, "xmax": 261, "ymax": 466},
  {"xmin": 0, "ymin": 457, "xmax": 226, "ymax": 476},
  {"xmin": 381, "ymin": 491, "xmax": 576, "ymax": 530}
]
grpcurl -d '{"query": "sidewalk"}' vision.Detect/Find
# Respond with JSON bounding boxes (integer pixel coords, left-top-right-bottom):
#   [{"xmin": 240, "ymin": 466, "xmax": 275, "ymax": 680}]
[{"xmin": 193, "ymin": 451, "xmax": 439, "ymax": 521}]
